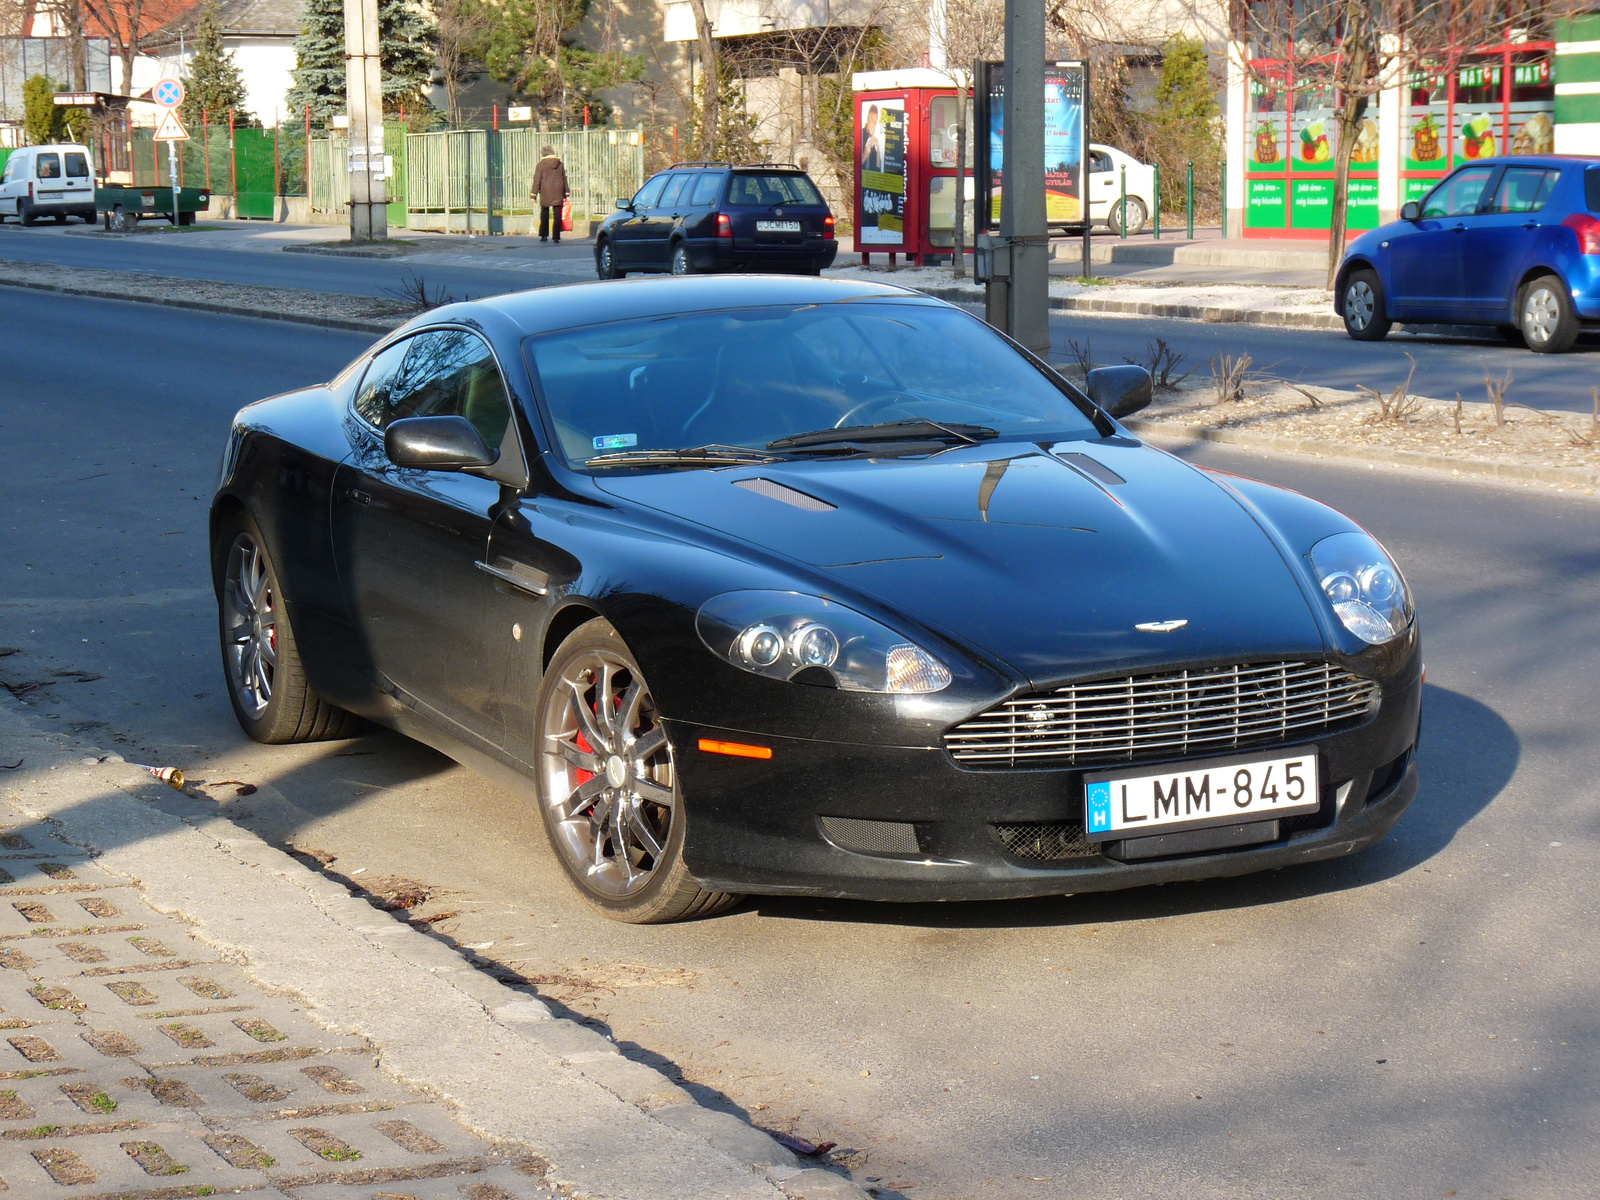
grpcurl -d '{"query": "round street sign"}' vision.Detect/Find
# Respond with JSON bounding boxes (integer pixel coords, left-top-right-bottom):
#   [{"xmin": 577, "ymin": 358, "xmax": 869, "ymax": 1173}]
[{"xmin": 154, "ymin": 78, "xmax": 184, "ymax": 108}]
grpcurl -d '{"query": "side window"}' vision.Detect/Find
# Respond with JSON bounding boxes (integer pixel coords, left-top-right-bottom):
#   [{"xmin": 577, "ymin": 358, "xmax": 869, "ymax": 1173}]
[
  {"xmin": 0, "ymin": 157, "xmax": 16, "ymax": 183},
  {"xmin": 1422, "ymin": 166, "xmax": 1495, "ymax": 218},
  {"xmin": 65, "ymin": 153, "xmax": 89, "ymax": 178},
  {"xmin": 1488, "ymin": 166, "xmax": 1560, "ymax": 213},
  {"xmin": 353, "ymin": 339, "xmax": 412, "ymax": 428},
  {"xmin": 690, "ymin": 172, "xmax": 723, "ymax": 205},
  {"xmin": 632, "ymin": 174, "xmax": 667, "ymax": 209},
  {"xmin": 36, "ymin": 153, "xmax": 61, "ymax": 180},
  {"xmin": 657, "ymin": 173, "xmax": 691, "ymax": 208},
  {"xmin": 1089, "ymin": 150, "xmax": 1111, "ymax": 173},
  {"xmin": 388, "ymin": 329, "xmax": 511, "ymax": 447},
  {"xmin": 1588, "ymin": 166, "xmax": 1600, "ymax": 213}
]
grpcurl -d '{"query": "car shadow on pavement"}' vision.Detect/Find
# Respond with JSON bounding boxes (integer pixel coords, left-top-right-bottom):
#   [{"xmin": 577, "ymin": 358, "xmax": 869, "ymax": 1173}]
[{"xmin": 746, "ymin": 682, "xmax": 1517, "ymax": 930}]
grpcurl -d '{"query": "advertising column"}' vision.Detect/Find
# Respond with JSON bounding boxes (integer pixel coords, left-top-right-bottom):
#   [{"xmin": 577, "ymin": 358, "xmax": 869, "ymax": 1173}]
[{"xmin": 858, "ymin": 98, "xmax": 906, "ymax": 247}]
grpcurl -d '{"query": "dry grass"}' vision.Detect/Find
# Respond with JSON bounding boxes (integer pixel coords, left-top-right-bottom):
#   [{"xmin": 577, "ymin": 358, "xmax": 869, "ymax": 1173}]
[{"xmin": 1359, "ymin": 355, "xmax": 1423, "ymax": 424}]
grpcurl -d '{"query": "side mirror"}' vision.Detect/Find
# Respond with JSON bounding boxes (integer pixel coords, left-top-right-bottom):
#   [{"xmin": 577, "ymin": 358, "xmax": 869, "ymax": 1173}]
[
  {"xmin": 1085, "ymin": 365, "xmax": 1153, "ymax": 419},
  {"xmin": 1400, "ymin": 200, "xmax": 1421, "ymax": 222},
  {"xmin": 385, "ymin": 415, "xmax": 497, "ymax": 471},
  {"xmin": 615, "ymin": 198, "xmax": 633, "ymax": 211}
]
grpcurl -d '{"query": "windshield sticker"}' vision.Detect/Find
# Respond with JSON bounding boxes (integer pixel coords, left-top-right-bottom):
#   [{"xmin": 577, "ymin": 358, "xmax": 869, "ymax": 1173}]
[{"xmin": 593, "ymin": 433, "xmax": 638, "ymax": 450}]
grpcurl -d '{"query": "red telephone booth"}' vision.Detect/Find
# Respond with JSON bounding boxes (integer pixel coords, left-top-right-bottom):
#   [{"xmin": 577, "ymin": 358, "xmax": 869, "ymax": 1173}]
[{"xmin": 853, "ymin": 69, "xmax": 974, "ymax": 266}]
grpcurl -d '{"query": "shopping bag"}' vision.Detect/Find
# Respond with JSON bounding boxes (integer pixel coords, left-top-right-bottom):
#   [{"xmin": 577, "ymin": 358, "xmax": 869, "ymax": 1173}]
[{"xmin": 561, "ymin": 197, "xmax": 573, "ymax": 233}]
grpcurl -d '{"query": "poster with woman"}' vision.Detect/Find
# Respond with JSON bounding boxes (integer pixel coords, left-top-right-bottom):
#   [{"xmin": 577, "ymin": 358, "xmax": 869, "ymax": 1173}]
[{"xmin": 859, "ymin": 99, "xmax": 906, "ymax": 245}]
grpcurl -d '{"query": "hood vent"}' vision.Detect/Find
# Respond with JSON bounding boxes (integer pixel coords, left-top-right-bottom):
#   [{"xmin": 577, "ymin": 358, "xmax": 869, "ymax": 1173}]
[
  {"xmin": 734, "ymin": 477, "xmax": 836, "ymax": 512},
  {"xmin": 1053, "ymin": 452, "xmax": 1125, "ymax": 486}
]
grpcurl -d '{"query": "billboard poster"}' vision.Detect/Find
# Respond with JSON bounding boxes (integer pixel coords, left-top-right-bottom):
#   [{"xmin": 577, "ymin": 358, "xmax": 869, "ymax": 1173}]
[
  {"xmin": 1042, "ymin": 66, "xmax": 1085, "ymax": 222},
  {"xmin": 975, "ymin": 60, "xmax": 1087, "ymax": 230},
  {"xmin": 858, "ymin": 98, "xmax": 906, "ymax": 245}
]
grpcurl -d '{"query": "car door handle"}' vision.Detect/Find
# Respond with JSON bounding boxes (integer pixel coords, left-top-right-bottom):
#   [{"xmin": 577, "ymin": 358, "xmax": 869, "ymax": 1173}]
[
  {"xmin": 1451, "ymin": 224, "xmax": 1468, "ymax": 233},
  {"xmin": 1522, "ymin": 221, "xmax": 1539, "ymax": 230},
  {"xmin": 347, "ymin": 488, "xmax": 371, "ymax": 505},
  {"xmin": 476, "ymin": 558, "xmax": 549, "ymax": 596}
]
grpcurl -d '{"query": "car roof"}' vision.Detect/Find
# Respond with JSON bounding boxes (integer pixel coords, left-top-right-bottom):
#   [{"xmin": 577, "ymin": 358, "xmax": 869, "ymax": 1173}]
[{"xmin": 445, "ymin": 275, "xmax": 936, "ymax": 339}]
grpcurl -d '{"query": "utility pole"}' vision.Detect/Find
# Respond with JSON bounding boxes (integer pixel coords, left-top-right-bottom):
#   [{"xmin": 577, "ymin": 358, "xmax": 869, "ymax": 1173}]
[
  {"xmin": 345, "ymin": 0, "xmax": 386, "ymax": 241},
  {"xmin": 1000, "ymin": 0, "xmax": 1047, "ymax": 355}
]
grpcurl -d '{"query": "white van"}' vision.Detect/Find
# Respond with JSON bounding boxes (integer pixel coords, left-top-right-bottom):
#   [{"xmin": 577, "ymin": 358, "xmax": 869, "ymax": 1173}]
[{"xmin": 0, "ymin": 144, "xmax": 97, "ymax": 226}]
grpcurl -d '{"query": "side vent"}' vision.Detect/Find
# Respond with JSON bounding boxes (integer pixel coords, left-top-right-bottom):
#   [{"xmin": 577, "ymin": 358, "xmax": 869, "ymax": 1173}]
[
  {"xmin": 1054, "ymin": 452, "xmax": 1126, "ymax": 486},
  {"xmin": 734, "ymin": 477, "xmax": 836, "ymax": 511}
]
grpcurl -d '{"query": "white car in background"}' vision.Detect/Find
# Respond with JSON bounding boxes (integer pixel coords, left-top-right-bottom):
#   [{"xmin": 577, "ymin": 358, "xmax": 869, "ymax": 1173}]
[
  {"xmin": 0, "ymin": 144, "xmax": 97, "ymax": 225},
  {"xmin": 1086, "ymin": 144, "xmax": 1155, "ymax": 236}
]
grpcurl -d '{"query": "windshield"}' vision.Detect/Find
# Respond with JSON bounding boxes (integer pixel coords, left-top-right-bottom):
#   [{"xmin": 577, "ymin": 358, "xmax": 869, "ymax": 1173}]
[{"xmin": 525, "ymin": 301, "xmax": 1100, "ymax": 468}]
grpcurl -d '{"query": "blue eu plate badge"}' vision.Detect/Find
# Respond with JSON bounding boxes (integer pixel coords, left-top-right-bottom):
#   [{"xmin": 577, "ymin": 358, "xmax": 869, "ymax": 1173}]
[{"xmin": 1086, "ymin": 781, "xmax": 1112, "ymax": 834}]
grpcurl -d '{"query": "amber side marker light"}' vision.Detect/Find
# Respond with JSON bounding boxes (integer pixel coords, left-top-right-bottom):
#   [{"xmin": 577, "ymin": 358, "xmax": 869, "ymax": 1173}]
[{"xmin": 698, "ymin": 738, "xmax": 773, "ymax": 760}]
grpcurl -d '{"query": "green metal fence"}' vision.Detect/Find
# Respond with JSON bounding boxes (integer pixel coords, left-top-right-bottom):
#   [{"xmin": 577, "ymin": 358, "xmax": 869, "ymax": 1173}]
[
  {"xmin": 309, "ymin": 125, "xmax": 408, "ymax": 227},
  {"xmin": 128, "ymin": 123, "xmax": 307, "ymax": 217},
  {"xmin": 398, "ymin": 126, "xmax": 647, "ymax": 234}
]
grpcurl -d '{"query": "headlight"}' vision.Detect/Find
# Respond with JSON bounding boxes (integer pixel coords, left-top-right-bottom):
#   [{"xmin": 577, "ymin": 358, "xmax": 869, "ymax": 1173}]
[
  {"xmin": 1309, "ymin": 531, "xmax": 1413, "ymax": 645},
  {"xmin": 696, "ymin": 591, "xmax": 952, "ymax": 693}
]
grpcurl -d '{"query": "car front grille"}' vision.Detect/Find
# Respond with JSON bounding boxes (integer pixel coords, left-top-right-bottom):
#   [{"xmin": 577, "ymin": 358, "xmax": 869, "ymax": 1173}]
[
  {"xmin": 993, "ymin": 822, "xmax": 1099, "ymax": 861},
  {"xmin": 947, "ymin": 661, "xmax": 1380, "ymax": 768}
]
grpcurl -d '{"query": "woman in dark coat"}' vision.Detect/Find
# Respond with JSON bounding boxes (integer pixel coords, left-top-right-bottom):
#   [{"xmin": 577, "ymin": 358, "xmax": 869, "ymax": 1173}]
[{"xmin": 531, "ymin": 146, "xmax": 570, "ymax": 244}]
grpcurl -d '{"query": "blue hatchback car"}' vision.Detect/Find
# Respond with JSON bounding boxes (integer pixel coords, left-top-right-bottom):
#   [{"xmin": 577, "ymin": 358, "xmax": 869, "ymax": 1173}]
[{"xmin": 1335, "ymin": 156, "xmax": 1600, "ymax": 352}]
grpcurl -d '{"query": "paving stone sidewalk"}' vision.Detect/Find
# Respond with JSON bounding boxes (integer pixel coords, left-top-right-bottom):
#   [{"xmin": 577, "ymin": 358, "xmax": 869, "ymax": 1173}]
[
  {"xmin": 0, "ymin": 696, "xmax": 867, "ymax": 1200},
  {"xmin": 0, "ymin": 818, "xmax": 553, "ymax": 1200}
]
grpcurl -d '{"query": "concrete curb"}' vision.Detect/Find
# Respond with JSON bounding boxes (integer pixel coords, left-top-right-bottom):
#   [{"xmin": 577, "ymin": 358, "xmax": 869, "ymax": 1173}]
[
  {"xmin": 0, "ymin": 277, "xmax": 400, "ymax": 335},
  {"xmin": 0, "ymin": 696, "xmax": 873, "ymax": 1200},
  {"xmin": 908, "ymin": 283, "xmax": 1343, "ymax": 329},
  {"xmin": 1125, "ymin": 416, "xmax": 1600, "ymax": 490}
]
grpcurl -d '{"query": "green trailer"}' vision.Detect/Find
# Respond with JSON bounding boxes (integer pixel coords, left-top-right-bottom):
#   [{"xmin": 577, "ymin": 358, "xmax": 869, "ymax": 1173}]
[{"xmin": 95, "ymin": 183, "xmax": 211, "ymax": 230}]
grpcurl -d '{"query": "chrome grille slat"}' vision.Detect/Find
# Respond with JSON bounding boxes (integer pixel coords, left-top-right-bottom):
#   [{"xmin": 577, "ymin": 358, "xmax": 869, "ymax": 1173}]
[{"xmin": 946, "ymin": 661, "xmax": 1380, "ymax": 767}]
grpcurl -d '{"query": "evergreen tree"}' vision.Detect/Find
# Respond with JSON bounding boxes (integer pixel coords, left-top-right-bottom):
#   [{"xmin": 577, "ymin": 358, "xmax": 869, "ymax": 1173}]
[
  {"xmin": 23, "ymin": 75, "xmax": 66, "ymax": 145},
  {"xmin": 182, "ymin": 1, "xmax": 253, "ymax": 127},
  {"xmin": 1148, "ymin": 35, "xmax": 1220, "ymax": 220},
  {"xmin": 288, "ymin": 0, "xmax": 438, "ymax": 125},
  {"xmin": 475, "ymin": 0, "xmax": 640, "ymax": 125}
]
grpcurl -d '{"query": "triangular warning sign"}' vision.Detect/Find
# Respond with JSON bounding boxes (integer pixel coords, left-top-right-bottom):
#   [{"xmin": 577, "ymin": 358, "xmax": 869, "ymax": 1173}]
[{"xmin": 153, "ymin": 108, "xmax": 190, "ymax": 141}]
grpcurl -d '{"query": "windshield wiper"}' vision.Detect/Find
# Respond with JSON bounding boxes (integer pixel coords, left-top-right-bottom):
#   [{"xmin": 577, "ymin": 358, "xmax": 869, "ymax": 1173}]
[
  {"xmin": 766, "ymin": 419, "xmax": 999, "ymax": 452},
  {"xmin": 584, "ymin": 444, "xmax": 778, "ymax": 469}
]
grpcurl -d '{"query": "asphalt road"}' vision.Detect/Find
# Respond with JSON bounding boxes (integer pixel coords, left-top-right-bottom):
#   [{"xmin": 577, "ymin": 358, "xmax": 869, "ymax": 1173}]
[
  {"xmin": 3, "ymin": 289, "xmax": 1599, "ymax": 1200},
  {"xmin": 6, "ymin": 218, "xmax": 1600, "ymax": 413},
  {"xmin": 1038, "ymin": 309, "xmax": 1600, "ymax": 416}
]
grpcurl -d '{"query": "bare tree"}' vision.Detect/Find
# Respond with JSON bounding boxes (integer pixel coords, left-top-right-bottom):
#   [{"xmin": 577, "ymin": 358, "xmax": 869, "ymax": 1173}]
[
  {"xmin": 81, "ymin": 0, "xmax": 184, "ymax": 95},
  {"xmin": 1231, "ymin": 0, "xmax": 1582, "ymax": 287},
  {"xmin": 687, "ymin": 0, "xmax": 719, "ymax": 157},
  {"xmin": 434, "ymin": 0, "xmax": 491, "ymax": 125},
  {"xmin": 41, "ymin": 0, "xmax": 88, "ymax": 87}
]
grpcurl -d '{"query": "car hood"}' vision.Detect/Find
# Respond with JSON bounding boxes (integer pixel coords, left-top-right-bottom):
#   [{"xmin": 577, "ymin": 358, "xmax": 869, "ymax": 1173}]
[{"xmin": 594, "ymin": 440, "xmax": 1328, "ymax": 686}]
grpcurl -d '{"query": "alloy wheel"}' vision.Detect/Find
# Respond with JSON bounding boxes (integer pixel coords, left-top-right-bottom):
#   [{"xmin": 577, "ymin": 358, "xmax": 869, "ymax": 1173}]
[
  {"xmin": 1345, "ymin": 280, "xmax": 1375, "ymax": 331},
  {"xmin": 222, "ymin": 533, "xmax": 277, "ymax": 718},
  {"xmin": 1522, "ymin": 285, "xmax": 1560, "ymax": 345},
  {"xmin": 540, "ymin": 649, "xmax": 676, "ymax": 898},
  {"xmin": 598, "ymin": 241, "xmax": 614, "ymax": 279},
  {"xmin": 671, "ymin": 245, "xmax": 691, "ymax": 275}
]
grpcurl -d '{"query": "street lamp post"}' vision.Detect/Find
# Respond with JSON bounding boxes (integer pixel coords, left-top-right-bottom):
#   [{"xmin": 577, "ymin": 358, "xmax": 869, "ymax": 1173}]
[
  {"xmin": 345, "ymin": 0, "xmax": 386, "ymax": 241},
  {"xmin": 1000, "ymin": 0, "xmax": 1048, "ymax": 356}
]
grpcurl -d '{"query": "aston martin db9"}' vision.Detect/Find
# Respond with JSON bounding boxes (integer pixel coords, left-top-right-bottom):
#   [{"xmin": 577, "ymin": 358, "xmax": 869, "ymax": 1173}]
[{"xmin": 211, "ymin": 276, "xmax": 1420, "ymax": 922}]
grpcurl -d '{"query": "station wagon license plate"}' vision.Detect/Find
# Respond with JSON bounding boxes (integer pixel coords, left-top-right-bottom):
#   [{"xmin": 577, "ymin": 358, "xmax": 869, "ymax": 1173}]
[
  {"xmin": 1084, "ymin": 749, "xmax": 1320, "ymax": 841},
  {"xmin": 757, "ymin": 219, "xmax": 801, "ymax": 232}
]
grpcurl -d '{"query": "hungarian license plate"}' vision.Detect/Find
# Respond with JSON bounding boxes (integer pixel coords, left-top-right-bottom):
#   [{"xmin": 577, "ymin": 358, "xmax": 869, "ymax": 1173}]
[
  {"xmin": 1084, "ymin": 749, "xmax": 1320, "ymax": 841},
  {"xmin": 757, "ymin": 219, "xmax": 801, "ymax": 232}
]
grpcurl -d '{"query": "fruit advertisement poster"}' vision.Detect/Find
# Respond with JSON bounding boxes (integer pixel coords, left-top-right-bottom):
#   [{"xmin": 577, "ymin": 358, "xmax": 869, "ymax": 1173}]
[
  {"xmin": 1454, "ymin": 109, "xmax": 1500, "ymax": 165},
  {"xmin": 1290, "ymin": 82, "xmax": 1338, "ymax": 173},
  {"xmin": 1405, "ymin": 107, "xmax": 1449, "ymax": 172},
  {"xmin": 1248, "ymin": 78, "xmax": 1287, "ymax": 174}
]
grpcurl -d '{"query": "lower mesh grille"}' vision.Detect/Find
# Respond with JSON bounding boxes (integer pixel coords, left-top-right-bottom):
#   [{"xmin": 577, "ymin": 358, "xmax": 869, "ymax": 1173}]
[
  {"xmin": 819, "ymin": 816, "xmax": 920, "ymax": 856},
  {"xmin": 994, "ymin": 822, "xmax": 1100, "ymax": 862}
]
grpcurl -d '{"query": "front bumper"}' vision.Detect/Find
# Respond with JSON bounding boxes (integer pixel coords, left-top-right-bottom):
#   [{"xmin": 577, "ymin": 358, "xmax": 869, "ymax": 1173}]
[{"xmin": 669, "ymin": 672, "xmax": 1421, "ymax": 902}]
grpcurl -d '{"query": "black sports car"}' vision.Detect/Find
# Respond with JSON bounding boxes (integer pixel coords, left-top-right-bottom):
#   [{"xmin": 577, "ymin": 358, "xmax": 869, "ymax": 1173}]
[{"xmin": 211, "ymin": 275, "xmax": 1421, "ymax": 923}]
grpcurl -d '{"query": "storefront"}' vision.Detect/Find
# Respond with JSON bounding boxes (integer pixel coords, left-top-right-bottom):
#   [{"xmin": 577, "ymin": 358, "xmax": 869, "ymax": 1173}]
[{"xmin": 1228, "ymin": 30, "xmax": 1593, "ymax": 241}]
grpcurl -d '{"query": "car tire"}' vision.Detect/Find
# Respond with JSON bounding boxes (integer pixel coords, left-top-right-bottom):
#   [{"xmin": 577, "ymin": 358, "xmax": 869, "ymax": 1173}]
[
  {"xmin": 534, "ymin": 616, "xmax": 740, "ymax": 924},
  {"xmin": 1342, "ymin": 268, "xmax": 1392, "ymax": 341},
  {"xmin": 1518, "ymin": 275, "xmax": 1579, "ymax": 354},
  {"xmin": 216, "ymin": 512, "xmax": 362, "ymax": 745},
  {"xmin": 1107, "ymin": 197, "xmax": 1147, "ymax": 236},
  {"xmin": 670, "ymin": 242, "xmax": 693, "ymax": 276},
  {"xmin": 596, "ymin": 237, "xmax": 624, "ymax": 279},
  {"xmin": 18, "ymin": 200, "xmax": 34, "ymax": 227}
]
